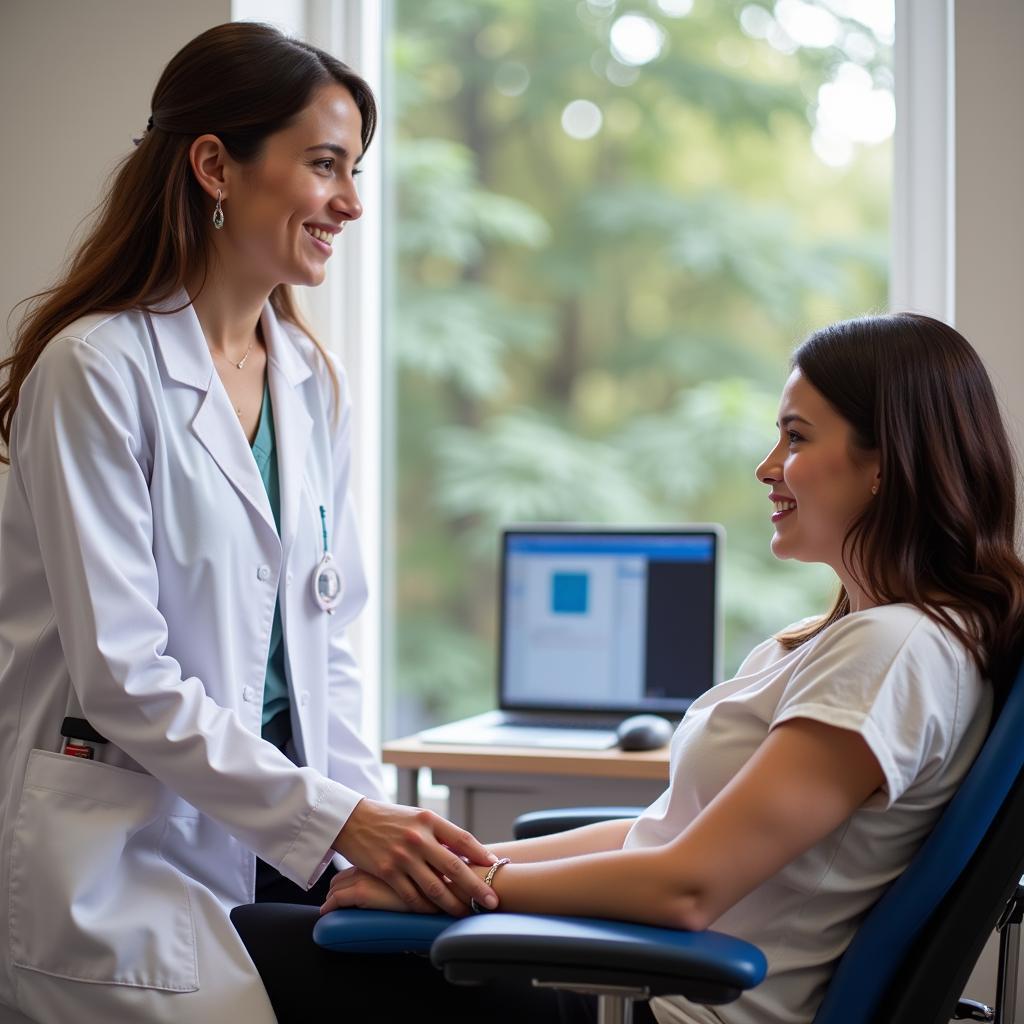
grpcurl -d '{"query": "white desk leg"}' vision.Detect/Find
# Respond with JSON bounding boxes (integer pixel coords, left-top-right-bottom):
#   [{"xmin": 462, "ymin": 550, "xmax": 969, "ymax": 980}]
[
  {"xmin": 445, "ymin": 783, "xmax": 471, "ymax": 829},
  {"xmin": 396, "ymin": 766, "xmax": 420, "ymax": 807}
]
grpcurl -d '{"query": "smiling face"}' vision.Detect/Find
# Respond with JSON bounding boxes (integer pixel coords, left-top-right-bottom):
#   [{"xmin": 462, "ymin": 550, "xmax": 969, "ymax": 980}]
[
  {"xmin": 755, "ymin": 369, "xmax": 880, "ymax": 576},
  {"xmin": 214, "ymin": 83, "xmax": 364, "ymax": 289}
]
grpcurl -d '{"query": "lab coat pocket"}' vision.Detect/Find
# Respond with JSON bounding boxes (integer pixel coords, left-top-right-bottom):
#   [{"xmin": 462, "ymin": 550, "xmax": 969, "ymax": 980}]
[{"xmin": 8, "ymin": 749, "xmax": 199, "ymax": 992}]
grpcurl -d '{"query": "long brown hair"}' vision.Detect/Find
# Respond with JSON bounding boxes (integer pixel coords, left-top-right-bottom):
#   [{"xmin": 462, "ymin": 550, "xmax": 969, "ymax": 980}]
[
  {"xmin": 0, "ymin": 22, "xmax": 377, "ymax": 462},
  {"xmin": 777, "ymin": 313, "xmax": 1024, "ymax": 703}
]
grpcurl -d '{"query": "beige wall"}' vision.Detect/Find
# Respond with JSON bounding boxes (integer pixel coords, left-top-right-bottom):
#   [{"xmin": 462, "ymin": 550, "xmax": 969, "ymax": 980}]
[
  {"xmin": 951, "ymin": 6, "xmax": 1024, "ymax": 1016},
  {"xmin": 0, "ymin": 0, "xmax": 231, "ymax": 359},
  {"xmin": 954, "ymin": 0, "xmax": 1024, "ymax": 461}
]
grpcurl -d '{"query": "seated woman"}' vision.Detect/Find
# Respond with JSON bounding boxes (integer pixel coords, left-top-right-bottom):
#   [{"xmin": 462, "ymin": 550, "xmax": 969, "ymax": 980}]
[{"xmin": 233, "ymin": 312, "xmax": 1024, "ymax": 1024}]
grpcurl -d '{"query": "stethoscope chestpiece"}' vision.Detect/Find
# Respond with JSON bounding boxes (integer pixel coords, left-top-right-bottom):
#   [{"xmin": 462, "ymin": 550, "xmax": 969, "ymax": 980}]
[{"xmin": 313, "ymin": 551, "xmax": 343, "ymax": 614}]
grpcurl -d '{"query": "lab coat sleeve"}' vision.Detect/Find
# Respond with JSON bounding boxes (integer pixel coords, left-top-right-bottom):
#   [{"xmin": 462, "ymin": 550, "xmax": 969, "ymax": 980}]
[
  {"xmin": 17, "ymin": 336, "xmax": 359, "ymax": 889},
  {"xmin": 324, "ymin": 360, "xmax": 387, "ymax": 817}
]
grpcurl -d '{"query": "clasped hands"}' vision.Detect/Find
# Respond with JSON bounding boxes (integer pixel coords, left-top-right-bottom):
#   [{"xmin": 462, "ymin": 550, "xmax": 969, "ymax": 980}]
[{"xmin": 322, "ymin": 798, "xmax": 498, "ymax": 918}]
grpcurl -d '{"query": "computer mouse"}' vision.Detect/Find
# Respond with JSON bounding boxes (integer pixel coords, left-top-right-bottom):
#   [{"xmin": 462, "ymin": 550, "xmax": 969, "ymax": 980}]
[{"xmin": 616, "ymin": 714, "xmax": 673, "ymax": 751}]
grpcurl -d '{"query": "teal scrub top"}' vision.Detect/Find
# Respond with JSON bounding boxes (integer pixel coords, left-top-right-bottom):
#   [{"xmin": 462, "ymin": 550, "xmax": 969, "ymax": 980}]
[{"xmin": 250, "ymin": 376, "xmax": 290, "ymax": 730}]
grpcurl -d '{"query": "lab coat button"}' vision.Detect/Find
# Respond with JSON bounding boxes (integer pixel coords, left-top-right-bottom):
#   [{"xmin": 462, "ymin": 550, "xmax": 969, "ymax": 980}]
[
  {"xmin": 242, "ymin": 686, "xmax": 257, "ymax": 702},
  {"xmin": 257, "ymin": 565, "xmax": 271, "ymax": 581},
  {"xmin": 299, "ymin": 691, "xmax": 310, "ymax": 708}
]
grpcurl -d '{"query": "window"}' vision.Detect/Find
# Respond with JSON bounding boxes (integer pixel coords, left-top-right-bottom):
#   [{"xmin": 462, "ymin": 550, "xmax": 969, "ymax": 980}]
[
  {"xmin": 383, "ymin": 0, "xmax": 895, "ymax": 739},
  {"xmin": 385, "ymin": 0, "xmax": 897, "ymax": 737}
]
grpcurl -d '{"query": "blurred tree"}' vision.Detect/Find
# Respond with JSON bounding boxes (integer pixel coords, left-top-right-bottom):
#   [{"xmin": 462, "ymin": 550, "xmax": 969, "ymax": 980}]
[{"xmin": 387, "ymin": 0, "xmax": 892, "ymax": 736}]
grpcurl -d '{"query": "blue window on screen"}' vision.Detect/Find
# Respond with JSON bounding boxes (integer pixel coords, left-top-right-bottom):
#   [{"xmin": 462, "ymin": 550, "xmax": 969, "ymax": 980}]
[{"xmin": 552, "ymin": 572, "xmax": 589, "ymax": 614}]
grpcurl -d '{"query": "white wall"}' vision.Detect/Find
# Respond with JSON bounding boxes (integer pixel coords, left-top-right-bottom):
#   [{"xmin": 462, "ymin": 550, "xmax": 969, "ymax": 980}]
[
  {"xmin": 953, "ymin": 0, "xmax": 1024, "ymax": 462},
  {"xmin": 948, "ymin": 3, "xmax": 1024, "ymax": 1013},
  {"xmin": 0, "ymin": 0, "xmax": 231, "ymax": 486}
]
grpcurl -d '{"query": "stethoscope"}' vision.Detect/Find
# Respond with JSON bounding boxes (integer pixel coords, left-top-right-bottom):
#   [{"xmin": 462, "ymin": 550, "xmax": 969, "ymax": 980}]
[{"xmin": 313, "ymin": 504, "xmax": 343, "ymax": 614}]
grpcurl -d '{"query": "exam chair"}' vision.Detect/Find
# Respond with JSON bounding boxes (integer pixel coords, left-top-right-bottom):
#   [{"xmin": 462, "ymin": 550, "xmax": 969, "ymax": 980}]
[{"xmin": 314, "ymin": 659, "xmax": 1024, "ymax": 1024}]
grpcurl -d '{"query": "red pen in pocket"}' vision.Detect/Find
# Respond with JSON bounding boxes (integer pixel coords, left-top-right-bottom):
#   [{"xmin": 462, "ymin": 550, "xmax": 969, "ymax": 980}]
[{"xmin": 60, "ymin": 717, "xmax": 108, "ymax": 760}]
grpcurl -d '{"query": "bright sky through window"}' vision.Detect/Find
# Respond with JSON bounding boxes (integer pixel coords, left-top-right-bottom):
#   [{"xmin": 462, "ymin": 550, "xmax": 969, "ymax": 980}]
[
  {"xmin": 561, "ymin": 99, "xmax": 604, "ymax": 140},
  {"xmin": 814, "ymin": 62, "xmax": 896, "ymax": 166},
  {"xmin": 737, "ymin": 0, "xmax": 895, "ymax": 167},
  {"xmin": 655, "ymin": 0, "xmax": 695, "ymax": 17},
  {"xmin": 571, "ymin": 2, "xmax": 894, "ymax": 165},
  {"xmin": 609, "ymin": 14, "xmax": 667, "ymax": 66}
]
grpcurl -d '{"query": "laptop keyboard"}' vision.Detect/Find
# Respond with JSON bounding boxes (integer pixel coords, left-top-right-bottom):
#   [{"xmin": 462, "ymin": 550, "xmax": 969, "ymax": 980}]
[
  {"xmin": 425, "ymin": 725, "xmax": 618, "ymax": 750},
  {"xmin": 500, "ymin": 715, "xmax": 621, "ymax": 730}
]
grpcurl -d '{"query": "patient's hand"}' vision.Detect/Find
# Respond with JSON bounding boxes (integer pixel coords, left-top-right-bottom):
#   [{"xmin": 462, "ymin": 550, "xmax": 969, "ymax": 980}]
[{"xmin": 319, "ymin": 866, "xmax": 470, "ymax": 917}]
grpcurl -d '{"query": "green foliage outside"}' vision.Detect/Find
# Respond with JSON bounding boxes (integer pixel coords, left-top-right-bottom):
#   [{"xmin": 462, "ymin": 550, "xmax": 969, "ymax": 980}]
[{"xmin": 386, "ymin": 0, "xmax": 892, "ymax": 737}]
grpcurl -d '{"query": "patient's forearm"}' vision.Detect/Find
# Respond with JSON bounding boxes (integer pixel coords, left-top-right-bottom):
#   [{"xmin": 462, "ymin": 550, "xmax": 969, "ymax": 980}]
[
  {"xmin": 486, "ymin": 818, "xmax": 635, "ymax": 863},
  {"xmin": 478, "ymin": 846, "xmax": 703, "ymax": 930}
]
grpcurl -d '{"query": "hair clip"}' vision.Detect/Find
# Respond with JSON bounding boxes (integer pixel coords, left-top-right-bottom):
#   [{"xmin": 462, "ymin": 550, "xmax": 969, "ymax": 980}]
[{"xmin": 132, "ymin": 115, "xmax": 155, "ymax": 148}]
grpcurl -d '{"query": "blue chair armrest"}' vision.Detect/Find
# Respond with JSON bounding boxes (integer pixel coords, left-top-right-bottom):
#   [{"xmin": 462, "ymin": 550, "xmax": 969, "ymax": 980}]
[
  {"xmin": 513, "ymin": 806, "xmax": 645, "ymax": 840},
  {"xmin": 313, "ymin": 909, "xmax": 457, "ymax": 954},
  {"xmin": 431, "ymin": 914, "xmax": 767, "ymax": 1004}
]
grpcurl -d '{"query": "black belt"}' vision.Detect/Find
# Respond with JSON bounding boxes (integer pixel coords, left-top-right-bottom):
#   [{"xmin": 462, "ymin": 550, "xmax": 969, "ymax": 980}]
[
  {"xmin": 256, "ymin": 707, "xmax": 302, "ymax": 898},
  {"xmin": 261, "ymin": 707, "xmax": 293, "ymax": 752}
]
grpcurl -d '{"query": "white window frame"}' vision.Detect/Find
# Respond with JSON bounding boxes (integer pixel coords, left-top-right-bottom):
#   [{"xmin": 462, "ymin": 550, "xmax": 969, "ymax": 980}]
[
  {"xmin": 891, "ymin": 0, "xmax": 955, "ymax": 320},
  {"xmin": 231, "ymin": 0, "xmax": 386, "ymax": 745},
  {"xmin": 303, "ymin": 0, "xmax": 385, "ymax": 746}
]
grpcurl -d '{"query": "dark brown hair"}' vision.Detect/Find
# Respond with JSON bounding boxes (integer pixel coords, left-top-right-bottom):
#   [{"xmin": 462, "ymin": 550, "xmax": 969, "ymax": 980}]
[
  {"xmin": 777, "ymin": 312, "xmax": 1024, "ymax": 702},
  {"xmin": 0, "ymin": 22, "xmax": 377, "ymax": 461}
]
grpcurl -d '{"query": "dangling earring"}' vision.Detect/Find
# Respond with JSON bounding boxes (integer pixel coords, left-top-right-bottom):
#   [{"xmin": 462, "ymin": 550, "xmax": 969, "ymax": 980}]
[
  {"xmin": 871, "ymin": 484, "xmax": 879, "ymax": 496},
  {"xmin": 213, "ymin": 189, "xmax": 225, "ymax": 230}
]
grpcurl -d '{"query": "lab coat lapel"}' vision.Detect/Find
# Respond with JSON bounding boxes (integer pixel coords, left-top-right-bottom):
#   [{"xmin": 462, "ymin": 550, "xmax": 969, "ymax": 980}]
[
  {"xmin": 148, "ymin": 293, "xmax": 276, "ymax": 536},
  {"xmin": 261, "ymin": 304, "xmax": 312, "ymax": 566}
]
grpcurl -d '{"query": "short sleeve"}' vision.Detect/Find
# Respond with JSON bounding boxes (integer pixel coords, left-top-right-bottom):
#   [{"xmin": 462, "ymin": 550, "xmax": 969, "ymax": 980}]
[{"xmin": 769, "ymin": 608, "xmax": 964, "ymax": 809}]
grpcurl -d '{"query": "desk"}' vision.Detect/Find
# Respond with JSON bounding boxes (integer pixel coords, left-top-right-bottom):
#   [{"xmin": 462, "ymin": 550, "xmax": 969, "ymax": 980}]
[{"xmin": 382, "ymin": 736, "xmax": 671, "ymax": 841}]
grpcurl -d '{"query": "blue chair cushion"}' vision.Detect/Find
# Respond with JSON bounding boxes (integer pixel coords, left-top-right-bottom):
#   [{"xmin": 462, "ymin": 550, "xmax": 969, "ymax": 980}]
[
  {"xmin": 432, "ymin": 914, "xmax": 767, "ymax": 1002},
  {"xmin": 313, "ymin": 909, "xmax": 457, "ymax": 953},
  {"xmin": 514, "ymin": 807, "xmax": 644, "ymax": 840}
]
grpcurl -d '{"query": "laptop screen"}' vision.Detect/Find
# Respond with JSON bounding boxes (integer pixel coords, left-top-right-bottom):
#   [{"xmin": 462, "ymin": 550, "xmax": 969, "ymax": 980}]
[{"xmin": 499, "ymin": 527, "xmax": 721, "ymax": 716}]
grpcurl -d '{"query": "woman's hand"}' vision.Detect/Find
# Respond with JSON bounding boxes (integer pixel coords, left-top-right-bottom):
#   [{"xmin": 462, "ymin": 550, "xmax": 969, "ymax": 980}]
[
  {"xmin": 318, "ymin": 865, "xmax": 473, "ymax": 917},
  {"xmin": 331, "ymin": 799, "xmax": 499, "ymax": 916}
]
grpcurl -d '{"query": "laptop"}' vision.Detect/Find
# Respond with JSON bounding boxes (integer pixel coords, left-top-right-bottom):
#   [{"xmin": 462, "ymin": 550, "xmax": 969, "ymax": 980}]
[{"xmin": 418, "ymin": 524, "xmax": 723, "ymax": 750}]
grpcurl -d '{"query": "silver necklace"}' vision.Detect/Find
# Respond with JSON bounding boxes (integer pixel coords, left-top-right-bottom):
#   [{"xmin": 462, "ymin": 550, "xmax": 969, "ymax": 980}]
[
  {"xmin": 211, "ymin": 336, "xmax": 256, "ymax": 418},
  {"xmin": 215, "ymin": 338, "xmax": 253, "ymax": 370}
]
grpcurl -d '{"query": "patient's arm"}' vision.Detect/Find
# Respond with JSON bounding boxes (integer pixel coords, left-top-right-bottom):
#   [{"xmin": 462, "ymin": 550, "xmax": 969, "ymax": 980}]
[{"xmin": 459, "ymin": 718, "xmax": 883, "ymax": 930}]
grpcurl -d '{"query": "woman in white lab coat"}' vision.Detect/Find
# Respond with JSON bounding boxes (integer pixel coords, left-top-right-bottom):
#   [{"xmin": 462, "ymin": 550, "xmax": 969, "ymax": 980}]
[{"xmin": 0, "ymin": 22, "xmax": 501, "ymax": 1024}]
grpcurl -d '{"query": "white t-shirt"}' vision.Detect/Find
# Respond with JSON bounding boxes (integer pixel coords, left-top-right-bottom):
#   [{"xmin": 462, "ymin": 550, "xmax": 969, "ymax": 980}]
[{"xmin": 622, "ymin": 604, "xmax": 992, "ymax": 1024}]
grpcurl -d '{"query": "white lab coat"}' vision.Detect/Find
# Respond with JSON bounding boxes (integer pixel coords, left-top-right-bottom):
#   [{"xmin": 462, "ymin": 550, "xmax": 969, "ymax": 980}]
[{"xmin": 0, "ymin": 293, "xmax": 386, "ymax": 1023}]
